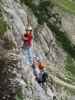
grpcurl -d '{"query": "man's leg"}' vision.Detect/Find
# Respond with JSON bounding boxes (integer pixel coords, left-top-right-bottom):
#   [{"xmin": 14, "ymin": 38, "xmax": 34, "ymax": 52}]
[
  {"xmin": 22, "ymin": 48, "xmax": 30, "ymax": 64},
  {"xmin": 28, "ymin": 47, "xmax": 33, "ymax": 64}
]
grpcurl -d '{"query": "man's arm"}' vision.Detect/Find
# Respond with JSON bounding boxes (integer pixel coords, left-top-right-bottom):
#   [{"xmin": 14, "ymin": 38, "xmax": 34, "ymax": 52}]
[
  {"xmin": 22, "ymin": 33, "xmax": 28, "ymax": 41},
  {"xmin": 23, "ymin": 37, "xmax": 28, "ymax": 40}
]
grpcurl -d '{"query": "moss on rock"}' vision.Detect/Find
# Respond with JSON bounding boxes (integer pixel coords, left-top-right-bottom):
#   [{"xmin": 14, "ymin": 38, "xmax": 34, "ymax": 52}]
[{"xmin": 0, "ymin": 17, "xmax": 8, "ymax": 38}]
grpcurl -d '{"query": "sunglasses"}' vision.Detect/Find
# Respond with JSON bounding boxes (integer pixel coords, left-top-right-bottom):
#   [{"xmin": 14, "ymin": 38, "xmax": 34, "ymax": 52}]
[{"xmin": 26, "ymin": 30, "xmax": 32, "ymax": 31}]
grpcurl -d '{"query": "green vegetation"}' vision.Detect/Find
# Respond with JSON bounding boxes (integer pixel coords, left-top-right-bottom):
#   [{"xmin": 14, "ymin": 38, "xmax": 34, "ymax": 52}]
[
  {"xmin": 0, "ymin": 8, "xmax": 8, "ymax": 35},
  {"xmin": 0, "ymin": 8, "xmax": 8, "ymax": 38},
  {"xmin": 0, "ymin": 9, "xmax": 16, "ymax": 49},
  {"xmin": 16, "ymin": 87, "xmax": 23, "ymax": 100},
  {"xmin": 46, "ymin": 21, "xmax": 75, "ymax": 59},
  {"xmin": 16, "ymin": 95, "xmax": 23, "ymax": 100},
  {"xmin": 65, "ymin": 55, "xmax": 75, "ymax": 84},
  {"xmin": 20, "ymin": 0, "xmax": 32, "ymax": 7},
  {"xmin": 52, "ymin": 0, "xmax": 75, "ymax": 14},
  {"xmin": 0, "ymin": 17, "xmax": 8, "ymax": 38}
]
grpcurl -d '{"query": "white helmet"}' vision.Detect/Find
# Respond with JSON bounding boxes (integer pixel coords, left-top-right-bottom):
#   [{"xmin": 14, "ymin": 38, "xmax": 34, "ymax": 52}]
[
  {"xmin": 26, "ymin": 26, "xmax": 32, "ymax": 31},
  {"xmin": 36, "ymin": 57, "xmax": 41, "ymax": 62}
]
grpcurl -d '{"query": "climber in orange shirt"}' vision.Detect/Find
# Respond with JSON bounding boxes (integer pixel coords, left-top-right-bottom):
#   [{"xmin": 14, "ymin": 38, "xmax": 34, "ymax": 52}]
[{"xmin": 32, "ymin": 57, "xmax": 48, "ymax": 86}]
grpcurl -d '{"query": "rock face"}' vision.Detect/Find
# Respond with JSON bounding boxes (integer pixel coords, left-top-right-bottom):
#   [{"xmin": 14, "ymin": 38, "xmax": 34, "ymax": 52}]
[
  {"xmin": 0, "ymin": 0, "xmax": 75, "ymax": 100},
  {"xmin": 0, "ymin": 50, "xmax": 19, "ymax": 100}
]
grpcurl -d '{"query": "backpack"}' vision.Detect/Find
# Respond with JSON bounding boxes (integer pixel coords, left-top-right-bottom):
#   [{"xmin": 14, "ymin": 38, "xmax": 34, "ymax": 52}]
[
  {"xmin": 42, "ymin": 72, "xmax": 48, "ymax": 83},
  {"xmin": 35, "ymin": 71, "xmax": 43, "ymax": 84},
  {"xmin": 36, "ymin": 71, "xmax": 48, "ymax": 84}
]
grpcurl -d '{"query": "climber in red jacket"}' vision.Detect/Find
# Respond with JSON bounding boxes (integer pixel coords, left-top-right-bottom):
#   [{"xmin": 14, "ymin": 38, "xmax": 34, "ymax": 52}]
[
  {"xmin": 22, "ymin": 26, "xmax": 33, "ymax": 64},
  {"xmin": 23, "ymin": 26, "xmax": 33, "ymax": 47}
]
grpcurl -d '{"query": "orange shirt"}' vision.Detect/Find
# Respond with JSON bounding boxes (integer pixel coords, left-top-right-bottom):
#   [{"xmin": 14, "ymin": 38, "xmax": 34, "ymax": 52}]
[{"xmin": 38, "ymin": 63, "xmax": 46, "ymax": 70}]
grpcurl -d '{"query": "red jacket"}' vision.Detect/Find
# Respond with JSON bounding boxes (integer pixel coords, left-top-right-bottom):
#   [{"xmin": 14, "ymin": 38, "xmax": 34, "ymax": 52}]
[{"xmin": 23, "ymin": 32, "xmax": 33, "ymax": 47}]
